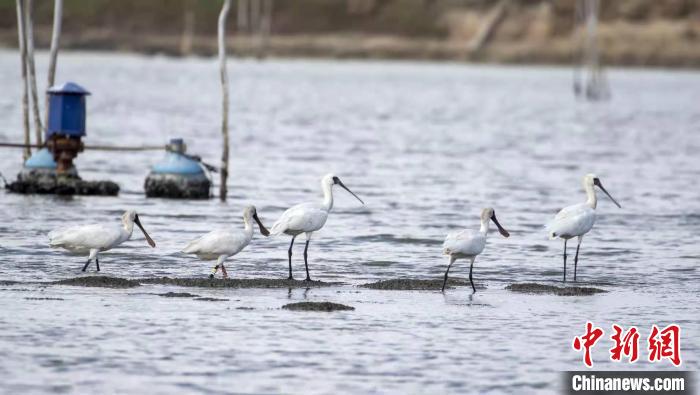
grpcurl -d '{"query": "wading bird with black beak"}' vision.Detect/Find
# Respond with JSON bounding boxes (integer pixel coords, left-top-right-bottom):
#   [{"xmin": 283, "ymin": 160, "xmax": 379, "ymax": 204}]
[
  {"xmin": 442, "ymin": 208, "xmax": 510, "ymax": 293},
  {"xmin": 546, "ymin": 174, "xmax": 621, "ymax": 282},
  {"xmin": 48, "ymin": 210, "xmax": 156, "ymax": 272},
  {"xmin": 270, "ymin": 174, "xmax": 364, "ymax": 281},
  {"xmin": 182, "ymin": 205, "xmax": 270, "ymax": 278}
]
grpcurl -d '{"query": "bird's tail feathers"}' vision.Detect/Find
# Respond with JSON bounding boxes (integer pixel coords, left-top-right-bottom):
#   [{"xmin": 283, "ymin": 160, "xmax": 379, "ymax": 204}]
[
  {"xmin": 544, "ymin": 222, "xmax": 557, "ymax": 240},
  {"xmin": 181, "ymin": 244, "xmax": 197, "ymax": 254},
  {"xmin": 269, "ymin": 222, "xmax": 286, "ymax": 236},
  {"xmin": 48, "ymin": 231, "xmax": 64, "ymax": 247}
]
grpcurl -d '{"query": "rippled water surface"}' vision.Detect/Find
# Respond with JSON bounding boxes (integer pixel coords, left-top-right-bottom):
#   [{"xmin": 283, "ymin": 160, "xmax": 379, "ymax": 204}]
[{"xmin": 1, "ymin": 51, "xmax": 699, "ymax": 394}]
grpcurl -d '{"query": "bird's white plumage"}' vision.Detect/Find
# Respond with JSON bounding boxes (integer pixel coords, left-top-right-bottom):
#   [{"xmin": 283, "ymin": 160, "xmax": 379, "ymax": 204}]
[
  {"xmin": 546, "ymin": 202, "xmax": 596, "ymax": 240},
  {"xmin": 48, "ymin": 211, "xmax": 139, "ymax": 255},
  {"xmin": 440, "ymin": 207, "xmax": 509, "ymax": 293},
  {"xmin": 49, "ymin": 223, "xmax": 129, "ymax": 254},
  {"xmin": 181, "ymin": 205, "xmax": 267, "ymax": 276},
  {"xmin": 270, "ymin": 174, "xmax": 342, "ymax": 237},
  {"xmin": 270, "ymin": 173, "xmax": 364, "ymax": 281},
  {"xmin": 546, "ymin": 174, "xmax": 621, "ymax": 281},
  {"xmin": 443, "ymin": 229, "xmax": 487, "ymax": 258},
  {"xmin": 182, "ymin": 229, "xmax": 250, "ymax": 260},
  {"xmin": 270, "ymin": 202, "xmax": 329, "ymax": 236}
]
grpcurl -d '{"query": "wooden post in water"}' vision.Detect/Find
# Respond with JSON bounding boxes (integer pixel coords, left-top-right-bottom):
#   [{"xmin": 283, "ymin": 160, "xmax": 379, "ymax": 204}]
[
  {"xmin": 180, "ymin": 0, "xmax": 195, "ymax": 56},
  {"xmin": 237, "ymin": 0, "xmax": 249, "ymax": 33},
  {"xmin": 45, "ymin": 0, "xmax": 62, "ymax": 130},
  {"xmin": 573, "ymin": 0, "xmax": 609, "ymax": 100},
  {"xmin": 260, "ymin": 0, "xmax": 273, "ymax": 58},
  {"xmin": 24, "ymin": 0, "xmax": 43, "ymax": 145},
  {"xmin": 467, "ymin": 0, "xmax": 508, "ymax": 55},
  {"xmin": 218, "ymin": 0, "xmax": 231, "ymax": 201},
  {"xmin": 15, "ymin": 0, "xmax": 30, "ymax": 160}
]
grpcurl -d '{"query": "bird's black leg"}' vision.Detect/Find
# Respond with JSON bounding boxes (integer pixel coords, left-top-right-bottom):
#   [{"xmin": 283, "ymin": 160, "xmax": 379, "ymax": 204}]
[
  {"xmin": 441, "ymin": 257, "xmax": 455, "ymax": 292},
  {"xmin": 95, "ymin": 257, "xmax": 100, "ymax": 272},
  {"xmin": 82, "ymin": 259, "xmax": 91, "ymax": 272},
  {"xmin": 563, "ymin": 239, "xmax": 568, "ymax": 283},
  {"xmin": 287, "ymin": 236, "xmax": 296, "ymax": 280},
  {"xmin": 303, "ymin": 239, "xmax": 312, "ymax": 282},
  {"xmin": 469, "ymin": 258, "xmax": 476, "ymax": 293},
  {"xmin": 574, "ymin": 240, "xmax": 581, "ymax": 282}
]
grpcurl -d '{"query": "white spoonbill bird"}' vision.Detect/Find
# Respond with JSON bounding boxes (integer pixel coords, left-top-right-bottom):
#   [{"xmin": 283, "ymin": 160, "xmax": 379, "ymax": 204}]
[
  {"xmin": 546, "ymin": 174, "xmax": 621, "ymax": 282},
  {"xmin": 48, "ymin": 210, "xmax": 156, "ymax": 272},
  {"xmin": 442, "ymin": 208, "xmax": 510, "ymax": 293},
  {"xmin": 182, "ymin": 205, "xmax": 270, "ymax": 279},
  {"xmin": 270, "ymin": 174, "xmax": 364, "ymax": 281}
]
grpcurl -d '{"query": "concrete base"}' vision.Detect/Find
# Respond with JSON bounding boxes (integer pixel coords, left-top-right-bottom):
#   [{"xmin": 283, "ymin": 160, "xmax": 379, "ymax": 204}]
[
  {"xmin": 6, "ymin": 168, "xmax": 119, "ymax": 196},
  {"xmin": 144, "ymin": 173, "xmax": 210, "ymax": 199}
]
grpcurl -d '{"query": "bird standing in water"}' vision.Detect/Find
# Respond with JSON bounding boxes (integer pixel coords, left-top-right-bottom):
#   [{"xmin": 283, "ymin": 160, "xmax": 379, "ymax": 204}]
[
  {"xmin": 546, "ymin": 174, "xmax": 621, "ymax": 282},
  {"xmin": 442, "ymin": 208, "xmax": 510, "ymax": 293},
  {"xmin": 48, "ymin": 210, "xmax": 156, "ymax": 272},
  {"xmin": 270, "ymin": 174, "xmax": 364, "ymax": 281},
  {"xmin": 182, "ymin": 205, "xmax": 269, "ymax": 278}
]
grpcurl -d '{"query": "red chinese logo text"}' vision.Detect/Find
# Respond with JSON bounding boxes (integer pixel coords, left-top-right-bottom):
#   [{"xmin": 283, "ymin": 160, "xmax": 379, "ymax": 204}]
[
  {"xmin": 572, "ymin": 321, "xmax": 604, "ymax": 367},
  {"xmin": 572, "ymin": 323, "xmax": 681, "ymax": 367},
  {"xmin": 648, "ymin": 324, "xmax": 681, "ymax": 367}
]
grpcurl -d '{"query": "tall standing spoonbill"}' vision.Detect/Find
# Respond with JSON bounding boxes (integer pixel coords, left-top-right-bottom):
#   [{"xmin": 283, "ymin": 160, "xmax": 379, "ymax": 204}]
[
  {"xmin": 546, "ymin": 174, "xmax": 621, "ymax": 282},
  {"xmin": 48, "ymin": 210, "xmax": 156, "ymax": 272},
  {"xmin": 270, "ymin": 174, "xmax": 364, "ymax": 281},
  {"xmin": 182, "ymin": 205, "xmax": 270, "ymax": 279},
  {"xmin": 442, "ymin": 208, "xmax": 510, "ymax": 293}
]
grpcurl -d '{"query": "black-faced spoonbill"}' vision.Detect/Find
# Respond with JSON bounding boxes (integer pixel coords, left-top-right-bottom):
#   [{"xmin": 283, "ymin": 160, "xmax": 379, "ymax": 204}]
[
  {"xmin": 546, "ymin": 174, "xmax": 621, "ymax": 282},
  {"xmin": 182, "ymin": 205, "xmax": 270, "ymax": 279},
  {"xmin": 48, "ymin": 210, "xmax": 156, "ymax": 272},
  {"xmin": 442, "ymin": 208, "xmax": 510, "ymax": 293},
  {"xmin": 270, "ymin": 173, "xmax": 364, "ymax": 281}
]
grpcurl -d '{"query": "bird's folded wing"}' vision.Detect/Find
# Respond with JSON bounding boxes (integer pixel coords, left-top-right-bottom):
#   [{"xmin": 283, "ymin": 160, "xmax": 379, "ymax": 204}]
[
  {"xmin": 183, "ymin": 230, "xmax": 241, "ymax": 255},
  {"xmin": 546, "ymin": 205, "xmax": 594, "ymax": 238},
  {"xmin": 443, "ymin": 230, "xmax": 474, "ymax": 253},
  {"xmin": 49, "ymin": 224, "xmax": 121, "ymax": 249},
  {"xmin": 272, "ymin": 203, "xmax": 324, "ymax": 234}
]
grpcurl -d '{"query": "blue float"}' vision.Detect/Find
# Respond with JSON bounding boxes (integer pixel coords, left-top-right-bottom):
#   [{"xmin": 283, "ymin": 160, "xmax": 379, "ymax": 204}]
[
  {"xmin": 151, "ymin": 139, "xmax": 205, "ymax": 175},
  {"xmin": 24, "ymin": 148, "xmax": 57, "ymax": 169},
  {"xmin": 46, "ymin": 82, "xmax": 91, "ymax": 139},
  {"xmin": 144, "ymin": 138, "xmax": 211, "ymax": 199}
]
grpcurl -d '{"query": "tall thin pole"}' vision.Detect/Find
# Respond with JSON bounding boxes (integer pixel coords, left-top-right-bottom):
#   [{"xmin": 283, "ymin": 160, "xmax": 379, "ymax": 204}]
[
  {"xmin": 251, "ymin": 0, "xmax": 262, "ymax": 56},
  {"xmin": 237, "ymin": 0, "xmax": 249, "ymax": 33},
  {"xmin": 24, "ymin": 0, "xmax": 43, "ymax": 145},
  {"xmin": 180, "ymin": 0, "xmax": 195, "ymax": 56},
  {"xmin": 16, "ymin": 0, "xmax": 31, "ymax": 160},
  {"xmin": 218, "ymin": 0, "xmax": 231, "ymax": 201},
  {"xmin": 45, "ymin": 0, "xmax": 63, "ymax": 129},
  {"xmin": 260, "ymin": 0, "xmax": 273, "ymax": 58}
]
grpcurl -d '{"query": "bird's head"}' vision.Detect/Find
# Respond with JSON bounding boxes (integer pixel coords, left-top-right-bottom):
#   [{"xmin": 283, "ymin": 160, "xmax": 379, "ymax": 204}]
[
  {"xmin": 481, "ymin": 207, "xmax": 510, "ymax": 238},
  {"xmin": 122, "ymin": 210, "xmax": 156, "ymax": 247},
  {"xmin": 244, "ymin": 205, "xmax": 270, "ymax": 236},
  {"xmin": 322, "ymin": 173, "xmax": 364, "ymax": 205},
  {"xmin": 123, "ymin": 210, "xmax": 137, "ymax": 223},
  {"xmin": 584, "ymin": 173, "xmax": 621, "ymax": 208}
]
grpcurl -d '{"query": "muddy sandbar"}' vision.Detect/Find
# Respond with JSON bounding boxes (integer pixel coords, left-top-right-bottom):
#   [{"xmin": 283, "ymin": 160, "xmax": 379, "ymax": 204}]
[
  {"xmin": 157, "ymin": 292, "xmax": 199, "ymax": 298},
  {"xmin": 139, "ymin": 277, "xmax": 337, "ymax": 289},
  {"xmin": 53, "ymin": 276, "xmax": 141, "ymax": 288},
  {"xmin": 506, "ymin": 283, "xmax": 607, "ymax": 296},
  {"xmin": 282, "ymin": 302, "xmax": 354, "ymax": 312},
  {"xmin": 194, "ymin": 297, "xmax": 229, "ymax": 302},
  {"xmin": 360, "ymin": 278, "xmax": 471, "ymax": 291}
]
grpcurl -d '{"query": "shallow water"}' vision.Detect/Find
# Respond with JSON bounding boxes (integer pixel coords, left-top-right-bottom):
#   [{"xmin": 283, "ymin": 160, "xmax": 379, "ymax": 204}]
[{"xmin": 0, "ymin": 51, "xmax": 699, "ymax": 394}]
